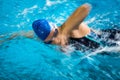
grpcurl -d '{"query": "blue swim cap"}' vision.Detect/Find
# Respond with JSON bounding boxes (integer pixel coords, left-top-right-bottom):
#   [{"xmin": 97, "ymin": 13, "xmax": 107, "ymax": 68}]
[{"xmin": 32, "ymin": 19, "xmax": 55, "ymax": 41}]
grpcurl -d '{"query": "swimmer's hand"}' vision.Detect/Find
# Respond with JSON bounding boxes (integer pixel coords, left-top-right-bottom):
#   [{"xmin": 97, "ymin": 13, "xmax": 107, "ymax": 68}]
[{"xmin": 52, "ymin": 32, "xmax": 69, "ymax": 46}]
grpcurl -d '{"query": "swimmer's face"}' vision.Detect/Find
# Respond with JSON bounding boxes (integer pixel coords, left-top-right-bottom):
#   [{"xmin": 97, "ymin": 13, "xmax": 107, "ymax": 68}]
[{"xmin": 44, "ymin": 28, "xmax": 58, "ymax": 44}]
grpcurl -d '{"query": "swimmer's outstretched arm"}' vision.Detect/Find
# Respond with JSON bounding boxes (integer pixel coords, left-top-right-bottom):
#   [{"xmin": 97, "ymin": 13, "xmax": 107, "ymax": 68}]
[
  {"xmin": 60, "ymin": 3, "xmax": 91, "ymax": 36},
  {"xmin": 0, "ymin": 31, "xmax": 36, "ymax": 44},
  {"xmin": 53, "ymin": 3, "xmax": 91, "ymax": 46}
]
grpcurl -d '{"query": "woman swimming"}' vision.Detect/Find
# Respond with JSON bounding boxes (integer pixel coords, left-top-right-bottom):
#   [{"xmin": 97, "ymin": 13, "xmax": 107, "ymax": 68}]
[
  {"xmin": 32, "ymin": 3, "xmax": 120, "ymax": 49},
  {"xmin": 32, "ymin": 3, "xmax": 92, "ymax": 46},
  {"xmin": 1, "ymin": 3, "xmax": 120, "ymax": 50}
]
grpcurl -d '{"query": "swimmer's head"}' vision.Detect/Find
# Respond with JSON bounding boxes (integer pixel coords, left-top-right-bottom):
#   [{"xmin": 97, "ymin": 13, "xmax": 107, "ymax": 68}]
[{"xmin": 32, "ymin": 19, "xmax": 57, "ymax": 41}]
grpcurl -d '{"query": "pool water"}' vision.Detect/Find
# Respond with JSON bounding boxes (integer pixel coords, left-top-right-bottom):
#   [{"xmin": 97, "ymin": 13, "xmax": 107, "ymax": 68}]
[{"xmin": 0, "ymin": 0, "xmax": 120, "ymax": 80}]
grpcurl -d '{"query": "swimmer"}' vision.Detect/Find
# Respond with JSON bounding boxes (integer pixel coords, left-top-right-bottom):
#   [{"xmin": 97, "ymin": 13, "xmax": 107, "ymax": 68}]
[
  {"xmin": 32, "ymin": 3, "xmax": 102, "ymax": 49},
  {"xmin": 32, "ymin": 3, "xmax": 92, "ymax": 46},
  {"xmin": 1, "ymin": 3, "xmax": 120, "ymax": 50},
  {"xmin": 32, "ymin": 3, "xmax": 120, "ymax": 49}
]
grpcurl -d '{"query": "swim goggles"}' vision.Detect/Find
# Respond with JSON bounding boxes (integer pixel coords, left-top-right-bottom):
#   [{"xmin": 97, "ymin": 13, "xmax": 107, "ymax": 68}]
[{"xmin": 44, "ymin": 22, "xmax": 58, "ymax": 44}]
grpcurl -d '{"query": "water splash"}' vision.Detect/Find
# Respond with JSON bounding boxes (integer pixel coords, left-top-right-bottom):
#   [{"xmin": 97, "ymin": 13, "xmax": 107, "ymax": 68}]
[
  {"xmin": 46, "ymin": 0, "xmax": 67, "ymax": 6},
  {"xmin": 17, "ymin": 5, "xmax": 38, "ymax": 18},
  {"xmin": 82, "ymin": 46, "xmax": 120, "ymax": 58}
]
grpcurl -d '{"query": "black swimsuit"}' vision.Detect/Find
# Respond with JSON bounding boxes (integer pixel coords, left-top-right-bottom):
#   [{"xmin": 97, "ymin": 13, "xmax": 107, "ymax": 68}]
[
  {"xmin": 69, "ymin": 29, "xmax": 120, "ymax": 50},
  {"xmin": 45, "ymin": 28, "xmax": 120, "ymax": 50},
  {"xmin": 68, "ymin": 30, "xmax": 101, "ymax": 50}
]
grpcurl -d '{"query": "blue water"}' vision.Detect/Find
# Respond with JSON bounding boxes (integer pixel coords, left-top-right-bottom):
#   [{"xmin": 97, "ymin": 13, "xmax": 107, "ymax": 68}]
[{"xmin": 0, "ymin": 0, "xmax": 120, "ymax": 80}]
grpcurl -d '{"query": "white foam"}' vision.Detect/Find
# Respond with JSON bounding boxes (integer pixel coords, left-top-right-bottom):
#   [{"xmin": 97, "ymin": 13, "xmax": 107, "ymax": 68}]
[
  {"xmin": 61, "ymin": 45, "xmax": 75, "ymax": 55},
  {"xmin": 85, "ymin": 17, "xmax": 96, "ymax": 24},
  {"xmin": 84, "ymin": 46, "xmax": 120, "ymax": 58},
  {"xmin": 17, "ymin": 5, "xmax": 38, "ymax": 17},
  {"xmin": 46, "ymin": 0, "xmax": 67, "ymax": 6}
]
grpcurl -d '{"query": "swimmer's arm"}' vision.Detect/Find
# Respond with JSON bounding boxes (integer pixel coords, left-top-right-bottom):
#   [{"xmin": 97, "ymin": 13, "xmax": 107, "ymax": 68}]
[
  {"xmin": 20, "ymin": 31, "xmax": 40, "ymax": 40},
  {"xmin": 59, "ymin": 3, "xmax": 91, "ymax": 36},
  {"xmin": 19, "ymin": 31, "xmax": 34, "ymax": 38},
  {"xmin": 52, "ymin": 3, "xmax": 91, "ymax": 46},
  {"xmin": 0, "ymin": 31, "xmax": 36, "ymax": 44}
]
